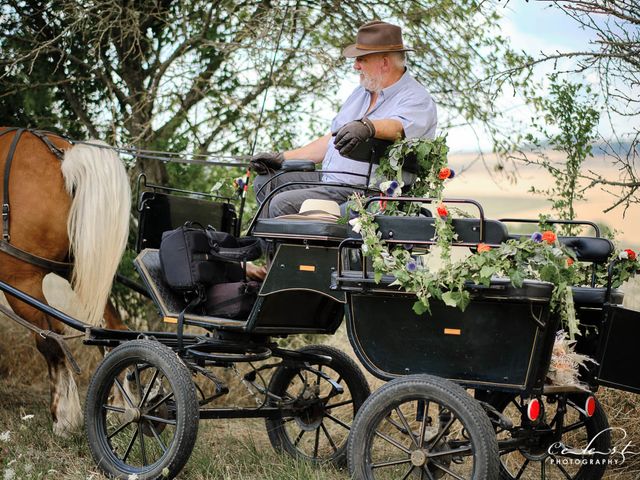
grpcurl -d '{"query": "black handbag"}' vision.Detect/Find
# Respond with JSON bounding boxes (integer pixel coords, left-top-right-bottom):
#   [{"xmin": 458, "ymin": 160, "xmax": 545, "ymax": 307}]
[
  {"xmin": 159, "ymin": 223, "xmax": 225, "ymax": 291},
  {"xmin": 159, "ymin": 222, "xmax": 263, "ymax": 293}
]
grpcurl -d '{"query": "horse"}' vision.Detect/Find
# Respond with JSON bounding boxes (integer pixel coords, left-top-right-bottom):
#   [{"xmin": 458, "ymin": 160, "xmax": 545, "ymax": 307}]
[{"xmin": 0, "ymin": 128, "xmax": 130, "ymax": 436}]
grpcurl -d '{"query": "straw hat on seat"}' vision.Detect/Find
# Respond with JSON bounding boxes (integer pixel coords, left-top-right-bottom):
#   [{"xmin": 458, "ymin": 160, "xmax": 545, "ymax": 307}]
[{"xmin": 275, "ymin": 199, "xmax": 341, "ymax": 222}]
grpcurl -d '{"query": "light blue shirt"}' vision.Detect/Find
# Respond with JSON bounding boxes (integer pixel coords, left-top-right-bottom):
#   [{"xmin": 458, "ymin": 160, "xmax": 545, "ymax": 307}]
[{"xmin": 322, "ymin": 70, "xmax": 437, "ymax": 184}]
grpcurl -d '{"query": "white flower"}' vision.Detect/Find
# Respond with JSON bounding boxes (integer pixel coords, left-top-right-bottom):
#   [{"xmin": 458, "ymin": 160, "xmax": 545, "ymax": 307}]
[
  {"xmin": 21, "ymin": 414, "xmax": 34, "ymax": 421},
  {"xmin": 4, "ymin": 468, "xmax": 15, "ymax": 480},
  {"xmin": 361, "ymin": 244, "xmax": 369, "ymax": 254},
  {"xmin": 348, "ymin": 217, "xmax": 362, "ymax": 234},
  {"xmin": 0, "ymin": 431, "xmax": 10, "ymax": 442},
  {"xmin": 619, "ymin": 250, "xmax": 629, "ymax": 260}
]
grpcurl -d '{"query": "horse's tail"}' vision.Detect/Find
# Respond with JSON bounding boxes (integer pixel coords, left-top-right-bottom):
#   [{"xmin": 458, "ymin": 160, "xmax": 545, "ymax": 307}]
[{"xmin": 61, "ymin": 141, "xmax": 130, "ymax": 327}]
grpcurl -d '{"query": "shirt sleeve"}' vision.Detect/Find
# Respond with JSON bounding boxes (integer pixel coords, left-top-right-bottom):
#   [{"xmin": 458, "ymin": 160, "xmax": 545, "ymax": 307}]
[{"xmin": 388, "ymin": 91, "xmax": 438, "ymax": 139}]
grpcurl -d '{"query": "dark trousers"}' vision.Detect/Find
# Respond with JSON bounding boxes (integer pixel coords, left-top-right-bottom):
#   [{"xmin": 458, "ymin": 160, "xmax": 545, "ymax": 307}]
[{"xmin": 253, "ymin": 170, "xmax": 358, "ymax": 217}]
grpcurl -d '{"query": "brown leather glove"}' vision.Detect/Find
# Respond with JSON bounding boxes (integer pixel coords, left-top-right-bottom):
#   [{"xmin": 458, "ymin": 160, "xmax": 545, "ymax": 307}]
[
  {"xmin": 333, "ymin": 118, "xmax": 376, "ymax": 156},
  {"xmin": 249, "ymin": 152, "xmax": 285, "ymax": 175}
]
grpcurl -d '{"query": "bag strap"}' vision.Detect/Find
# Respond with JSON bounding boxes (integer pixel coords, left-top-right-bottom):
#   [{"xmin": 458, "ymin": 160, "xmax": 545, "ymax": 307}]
[
  {"xmin": 176, "ymin": 288, "xmax": 205, "ymax": 351},
  {"xmin": 210, "ymin": 237, "xmax": 263, "ymax": 262}
]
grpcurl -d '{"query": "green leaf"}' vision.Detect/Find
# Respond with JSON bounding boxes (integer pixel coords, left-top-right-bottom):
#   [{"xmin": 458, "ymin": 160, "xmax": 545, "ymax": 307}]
[
  {"xmin": 441, "ymin": 291, "xmax": 458, "ymax": 307},
  {"xmin": 412, "ymin": 300, "xmax": 429, "ymax": 315}
]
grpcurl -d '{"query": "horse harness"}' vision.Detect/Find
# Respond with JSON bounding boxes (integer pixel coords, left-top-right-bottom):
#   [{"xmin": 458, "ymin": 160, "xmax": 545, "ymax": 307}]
[{"xmin": 0, "ymin": 127, "xmax": 72, "ymax": 274}]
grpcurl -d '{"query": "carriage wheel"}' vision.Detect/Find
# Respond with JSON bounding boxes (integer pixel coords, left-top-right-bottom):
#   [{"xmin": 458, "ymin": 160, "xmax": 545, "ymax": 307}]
[
  {"xmin": 489, "ymin": 392, "xmax": 610, "ymax": 480},
  {"xmin": 265, "ymin": 344, "xmax": 370, "ymax": 467},
  {"xmin": 348, "ymin": 375, "xmax": 499, "ymax": 480},
  {"xmin": 85, "ymin": 339, "xmax": 199, "ymax": 480}
]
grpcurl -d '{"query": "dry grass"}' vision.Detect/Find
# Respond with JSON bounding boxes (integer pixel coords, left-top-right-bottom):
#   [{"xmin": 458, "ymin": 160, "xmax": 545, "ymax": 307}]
[{"xmin": 1, "ymin": 276, "xmax": 639, "ymax": 478}]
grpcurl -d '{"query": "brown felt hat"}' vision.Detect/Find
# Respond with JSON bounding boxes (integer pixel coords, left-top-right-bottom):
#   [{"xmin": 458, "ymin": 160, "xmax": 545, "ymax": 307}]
[{"xmin": 343, "ymin": 21, "xmax": 413, "ymax": 58}]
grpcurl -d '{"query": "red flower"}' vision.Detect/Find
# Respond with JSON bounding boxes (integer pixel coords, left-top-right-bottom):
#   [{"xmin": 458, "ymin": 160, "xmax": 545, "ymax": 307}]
[
  {"xmin": 541, "ymin": 230, "xmax": 556, "ymax": 244},
  {"xmin": 625, "ymin": 249, "xmax": 637, "ymax": 261},
  {"xmin": 567, "ymin": 257, "xmax": 574, "ymax": 266},
  {"xmin": 477, "ymin": 243, "xmax": 491, "ymax": 253},
  {"xmin": 436, "ymin": 204, "xmax": 448, "ymax": 217},
  {"xmin": 438, "ymin": 167, "xmax": 451, "ymax": 180}
]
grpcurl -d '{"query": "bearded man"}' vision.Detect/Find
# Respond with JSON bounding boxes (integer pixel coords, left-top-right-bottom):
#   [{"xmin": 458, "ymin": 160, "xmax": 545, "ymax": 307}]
[{"xmin": 250, "ymin": 20, "xmax": 437, "ymax": 218}]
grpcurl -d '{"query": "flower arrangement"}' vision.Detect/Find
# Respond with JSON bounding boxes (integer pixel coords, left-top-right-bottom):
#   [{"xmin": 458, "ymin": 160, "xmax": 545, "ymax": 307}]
[{"xmin": 349, "ymin": 136, "xmax": 639, "ymax": 340}]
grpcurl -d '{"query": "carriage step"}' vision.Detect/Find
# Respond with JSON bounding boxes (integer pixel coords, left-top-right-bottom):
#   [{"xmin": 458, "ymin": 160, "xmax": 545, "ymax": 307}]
[{"xmin": 543, "ymin": 384, "xmax": 591, "ymax": 394}]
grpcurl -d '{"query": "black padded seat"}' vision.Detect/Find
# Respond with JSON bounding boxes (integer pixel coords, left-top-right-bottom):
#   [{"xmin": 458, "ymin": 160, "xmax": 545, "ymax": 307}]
[
  {"xmin": 252, "ymin": 218, "xmax": 349, "ymax": 241},
  {"xmin": 509, "ymin": 235, "xmax": 614, "ymax": 263},
  {"xmin": 372, "ymin": 217, "xmax": 509, "ymax": 245},
  {"xmin": 572, "ymin": 286, "xmax": 623, "ymax": 306},
  {"xmin": 560, "ymin": 236, "xmax": 614, "ymax": 263}
]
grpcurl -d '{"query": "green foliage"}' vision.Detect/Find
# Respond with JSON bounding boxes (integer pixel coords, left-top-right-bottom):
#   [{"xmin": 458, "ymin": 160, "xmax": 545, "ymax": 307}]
[
  {"xmin": 1, "ymin": 1, "xmax": 527, "ymax": 177},
  {"xmin": 526, "ymin": 75, "xmax": 600, "ymax": 235}
]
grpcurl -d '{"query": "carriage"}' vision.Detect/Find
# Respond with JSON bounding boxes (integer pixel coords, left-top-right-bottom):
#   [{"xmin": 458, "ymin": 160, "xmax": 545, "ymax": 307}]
[{"xmin": 1, "ymin": 129, "xmax": 639, "ymax": 480}]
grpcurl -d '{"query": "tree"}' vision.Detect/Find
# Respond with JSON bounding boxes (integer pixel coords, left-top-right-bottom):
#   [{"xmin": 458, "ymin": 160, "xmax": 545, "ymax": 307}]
[
  {"xmin": 0, "ymin": 0, "xmax": 526, "ymax": 187},
  {"xmin": 496, "ymin": 0, "xmax": 639, "ymax": 212},
  {"xmin": 522, "ymin": 76, "xmax": 600, "ymax": 235}
]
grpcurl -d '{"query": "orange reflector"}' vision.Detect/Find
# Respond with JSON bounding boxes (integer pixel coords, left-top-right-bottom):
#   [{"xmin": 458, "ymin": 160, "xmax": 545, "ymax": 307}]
[
  {"xmin": 163, "ymin": 316, "xmax": 177, "ymax": 324},
  {"xmin": 299, "ymin": 265, "xmax": 316, "ymax": 272},
  {"xmin": 443, "ymin": 328, "xmax": 461, "ymax": 336},
  {"xmin": 527, "ymin": 399, "xmax": 541, "ymax": 421},
  {"xmin": 585, "ymin": 396, "xmax": 596, "ymax": 417}
]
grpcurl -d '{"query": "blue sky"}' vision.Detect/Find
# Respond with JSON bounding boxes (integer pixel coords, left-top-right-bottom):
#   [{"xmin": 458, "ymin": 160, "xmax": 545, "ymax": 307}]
[{"xmin": 443, "ymin": 1, "xmax": 638, "ymax": 152}]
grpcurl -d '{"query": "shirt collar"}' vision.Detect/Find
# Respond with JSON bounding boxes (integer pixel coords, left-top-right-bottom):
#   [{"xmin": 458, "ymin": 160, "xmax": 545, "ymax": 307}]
[{"xmin": 379, "ymin": 68, "xmax": 410, "ymax": 100}]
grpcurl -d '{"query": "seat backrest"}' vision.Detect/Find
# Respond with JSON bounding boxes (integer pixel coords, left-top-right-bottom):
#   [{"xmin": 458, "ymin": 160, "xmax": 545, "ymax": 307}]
[
  {"xmin": 136, "ymin": 191, "xmax": 236, "ymax": 252},
  {"xmin": 508, "ymin": 234, "xmax": 614, "ymax": 263},
  {"xmin": 374, "ymin": 216, "xmax": 509, "ymax": 245}
]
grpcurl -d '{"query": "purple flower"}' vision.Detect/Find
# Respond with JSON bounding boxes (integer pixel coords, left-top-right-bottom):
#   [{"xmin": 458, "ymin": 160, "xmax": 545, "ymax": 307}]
[
  {"xmin": 449, "ymin": 168, "xmax": 455, "ymax": 179},
  {"xmin": 406, "ymin": 260, "xmax": 417, "ymax": 272},
  {"xmin": 386, "ymin": 187, "xmax": 395, "ymax": 195},
  {"xmin": 531, "ymin": 232, "xmax": 543, "ymax": 243},
  {"xmin": 403, "ymin": 244, "xmax": 414, "ymax": 251},
  {"xmin": 390, "ymin": 180, "xmax": 399, "ymax": 189}
]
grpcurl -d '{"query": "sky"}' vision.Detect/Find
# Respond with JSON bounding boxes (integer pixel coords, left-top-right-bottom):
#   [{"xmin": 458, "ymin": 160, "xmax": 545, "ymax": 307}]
[{"xmin": 448, "ymin": 1, "xmax": 637, "ymax": 152}]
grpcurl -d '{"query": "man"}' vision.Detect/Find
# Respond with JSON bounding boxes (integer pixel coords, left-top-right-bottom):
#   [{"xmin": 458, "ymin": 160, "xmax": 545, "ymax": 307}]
[{"xmin": 251, "ymin": 20, "xmax": 437, "ymax": 217}]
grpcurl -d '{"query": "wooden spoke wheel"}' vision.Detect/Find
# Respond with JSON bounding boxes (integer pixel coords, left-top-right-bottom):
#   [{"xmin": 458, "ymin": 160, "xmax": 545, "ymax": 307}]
[
  {"xmin": 266, "ymin": 344, "xmax": 370, "ymax": 467},
  {"xmin": 489, "ymin": 392, "xmax": 610, "ymax": 480},
  {"xmin": 85, "ymin": 340, "xmax": 199, "ymax": 480},
  {"xmin": 348, "ymin": 375, "xmax": 499, "ymax": 480}
]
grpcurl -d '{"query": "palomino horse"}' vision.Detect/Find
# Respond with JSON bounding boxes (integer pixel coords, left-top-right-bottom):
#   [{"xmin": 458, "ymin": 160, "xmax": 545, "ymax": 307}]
[{"xmin": 0, "ymin": 128, "xmax": 130, "ymax": 436}]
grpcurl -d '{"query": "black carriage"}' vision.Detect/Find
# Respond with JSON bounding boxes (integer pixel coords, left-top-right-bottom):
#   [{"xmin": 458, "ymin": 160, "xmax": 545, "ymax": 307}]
[{"xmin": 1, "ymin": 154, "xmax": 639, "ymax": 480}]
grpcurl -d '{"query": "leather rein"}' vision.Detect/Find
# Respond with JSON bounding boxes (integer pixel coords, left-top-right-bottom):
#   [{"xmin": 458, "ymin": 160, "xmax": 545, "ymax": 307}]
[{"xmin": 0, "ymin": 127, "xmax": 72, "ymax": 275}]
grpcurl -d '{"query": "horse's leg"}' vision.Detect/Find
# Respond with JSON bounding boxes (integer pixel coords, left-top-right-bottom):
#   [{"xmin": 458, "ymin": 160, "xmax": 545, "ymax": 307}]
[
  {"xmin": 3, "ymin": 268, "xmax": 82, "ymax": 436},
  {"xmin": 103, "ymin": 298, "xmax": 127, "ymax": 330}
]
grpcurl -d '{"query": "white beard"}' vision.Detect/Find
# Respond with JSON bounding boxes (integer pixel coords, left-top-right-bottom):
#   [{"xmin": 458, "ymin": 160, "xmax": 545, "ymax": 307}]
[{"xmin": 360, "ymin": 72, "xmax": 383, "ymax": 93}]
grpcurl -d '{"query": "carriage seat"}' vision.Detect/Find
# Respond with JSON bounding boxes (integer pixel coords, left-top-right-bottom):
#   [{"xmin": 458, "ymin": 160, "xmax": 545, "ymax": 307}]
[
  {"xmin": 252, "ymin": 199, "xmax": 350, "ymax": 241},
  {"xmin": 508, "ymin": 235, "xmax": 614, "ymax": 263},
  {"xmin": 372, "ymin": 217, "xmax": 509, "ymax": 245},
  {"xmin": 572, "ymin": 286, "xmax": 623, "ymax": 306},
  {"xmin": 252, "ymin": 218, "xmax": 349, "ymax": 241}
]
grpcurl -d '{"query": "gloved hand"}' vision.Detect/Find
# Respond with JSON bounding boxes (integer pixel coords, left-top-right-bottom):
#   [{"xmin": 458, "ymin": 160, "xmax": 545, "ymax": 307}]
[
  {"xmin": 333, "ymin": 118, "xmax": 376, "ymax": 156},
  {"xmin": 249, "ymin": 151, "xmax": 285, "ymax": 175}
]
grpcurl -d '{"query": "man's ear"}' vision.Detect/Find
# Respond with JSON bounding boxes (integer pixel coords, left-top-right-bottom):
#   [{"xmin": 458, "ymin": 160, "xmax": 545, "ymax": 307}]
[{"xmin": 381, "ymin": 54, "xmax": 391, "ymax": 72}]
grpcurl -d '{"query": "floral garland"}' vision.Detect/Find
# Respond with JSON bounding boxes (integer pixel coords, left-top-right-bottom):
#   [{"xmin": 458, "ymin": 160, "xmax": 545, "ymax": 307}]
[{"xmin": 349, "ymin": 136, "xmax": 640, "ymax": 339}]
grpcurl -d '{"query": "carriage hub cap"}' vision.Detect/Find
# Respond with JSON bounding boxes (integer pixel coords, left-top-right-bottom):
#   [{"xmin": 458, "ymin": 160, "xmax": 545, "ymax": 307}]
[
  {"xmin": 123, "ymin": 407, "xmax": 141, "ymax": 423},
  {"xmin": 410, "ymin": 449, "xmax": 427, "ymax": 467}
]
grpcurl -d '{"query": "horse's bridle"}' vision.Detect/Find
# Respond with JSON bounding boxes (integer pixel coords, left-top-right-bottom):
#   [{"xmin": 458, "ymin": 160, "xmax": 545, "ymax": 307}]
[{"xmin": 0, "ymin": 127, "xmax": 72, "ymax": 274}]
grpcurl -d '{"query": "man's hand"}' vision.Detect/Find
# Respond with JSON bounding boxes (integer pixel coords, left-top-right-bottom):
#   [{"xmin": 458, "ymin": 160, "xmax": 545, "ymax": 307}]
[
  {"xmin": 249, "ymin": 151, "xmax": 285, "ymax": 175},
  {"xmin": 333, "ymin": 118, "xmax": 376, "ymax": 156}
]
